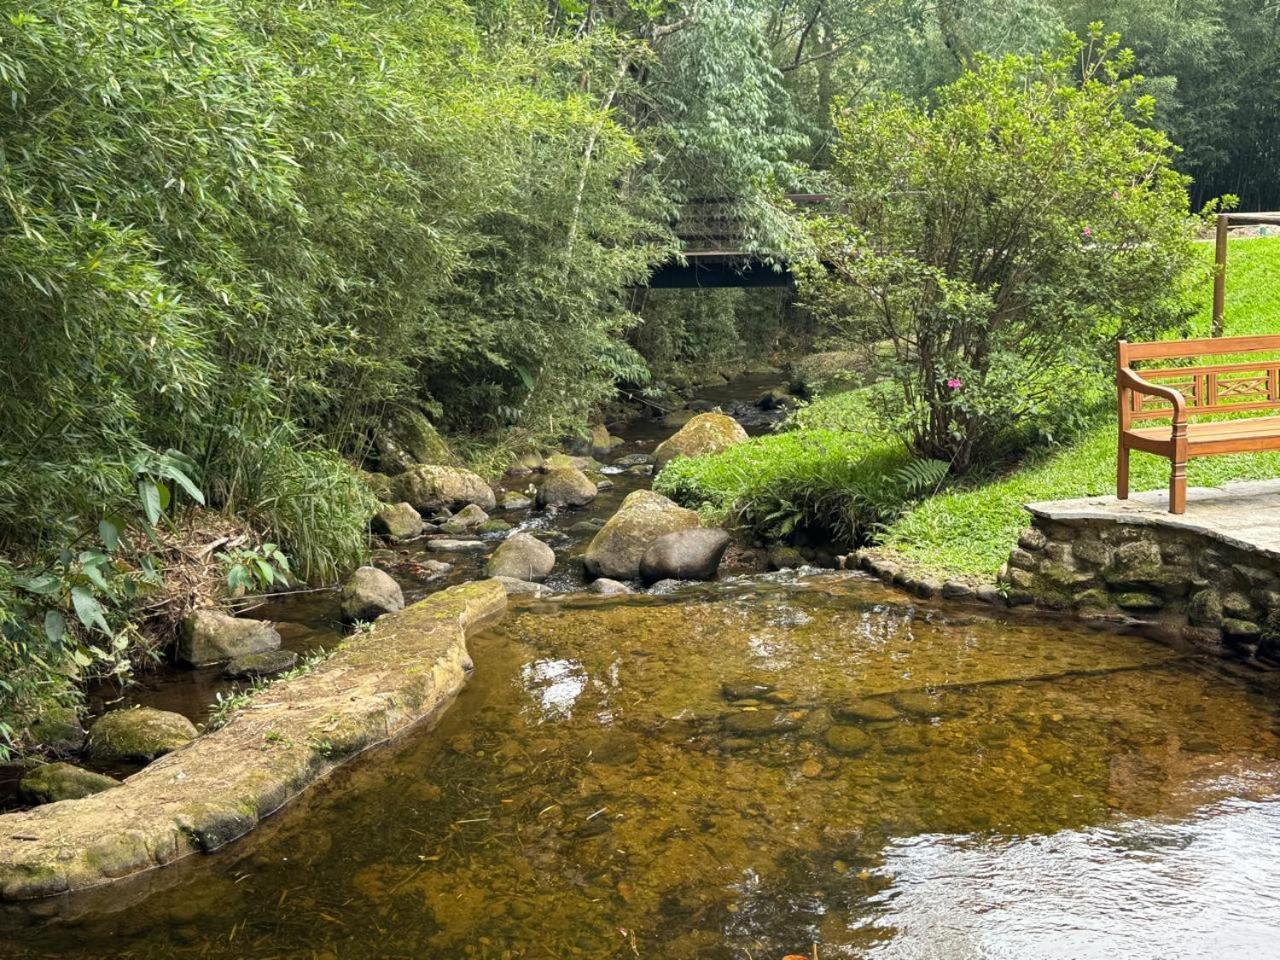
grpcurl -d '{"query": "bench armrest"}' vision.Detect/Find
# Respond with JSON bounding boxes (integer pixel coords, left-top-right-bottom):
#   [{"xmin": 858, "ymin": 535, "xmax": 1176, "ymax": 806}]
[{"xmin": 1118, "ymin": 367, "xmax": 1187, "ymax": 423}]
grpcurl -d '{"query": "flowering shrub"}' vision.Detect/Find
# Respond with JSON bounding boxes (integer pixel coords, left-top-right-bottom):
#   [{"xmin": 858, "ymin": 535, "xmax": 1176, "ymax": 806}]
[{"xmin": 801, "ymin": 29, "xmax": 1208, "ymax": 471}]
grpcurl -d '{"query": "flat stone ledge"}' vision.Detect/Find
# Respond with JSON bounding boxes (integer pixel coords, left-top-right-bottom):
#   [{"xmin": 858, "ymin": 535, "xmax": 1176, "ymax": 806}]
[
  {"xmin": 0, "ymin": 580, "xmax": 506, "ymax": 903},
  {"xmin": 1026, "ymin": 479, "xmax": 1280, "ymax": 562}
]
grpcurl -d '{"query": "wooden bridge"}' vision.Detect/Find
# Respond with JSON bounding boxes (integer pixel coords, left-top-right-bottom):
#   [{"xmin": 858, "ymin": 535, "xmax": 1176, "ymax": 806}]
[{"xmin": 645, "ymin": 194, "xmax": 827, "ymax": 289}]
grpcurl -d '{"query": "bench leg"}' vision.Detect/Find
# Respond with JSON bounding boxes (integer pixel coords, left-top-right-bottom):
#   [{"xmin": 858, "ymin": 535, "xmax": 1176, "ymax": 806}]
[
  {"xmin": 1169, "ymin": 462, "xmax": 1187, "ymax": 514},
  {"xmin": 1117, "ymin": 441, "xmax": 1130, "ymax": 500},
  {"xmin": 1169, "ymin": 423, "xmax": 1188, "ymax": 515}
]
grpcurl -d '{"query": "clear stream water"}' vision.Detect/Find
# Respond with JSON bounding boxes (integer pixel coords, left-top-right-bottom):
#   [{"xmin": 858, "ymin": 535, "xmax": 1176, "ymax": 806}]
[{"xmin": 5, "ymin": 377, "xmax": 1280, "ymax": 959}]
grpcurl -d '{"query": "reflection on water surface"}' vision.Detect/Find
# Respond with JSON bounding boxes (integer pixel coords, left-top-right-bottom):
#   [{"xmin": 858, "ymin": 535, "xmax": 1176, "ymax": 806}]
[{"xmin": 6, "ymin": 572, "xmax": 1280, "ymax": 959}]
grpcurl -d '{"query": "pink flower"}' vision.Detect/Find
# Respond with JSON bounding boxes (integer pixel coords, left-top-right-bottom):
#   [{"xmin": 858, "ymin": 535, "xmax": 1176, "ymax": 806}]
[
  {"xmin": 1082, "ymin": 226, "xmax": 1093, "ymax": 238},
  {"xmin": 946, "ymin": 378, "xmax": 963, "ymax": 390},
  {"xmin": 1111, "ymin": 190, "xmax": 1121, "ymax": 201}
]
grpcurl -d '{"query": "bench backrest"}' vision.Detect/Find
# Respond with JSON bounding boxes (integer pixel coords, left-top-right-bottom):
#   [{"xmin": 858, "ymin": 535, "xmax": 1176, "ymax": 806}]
[{"xmin": 1118, "ymin": 334, "xmax": 1280, "ymax": 422}]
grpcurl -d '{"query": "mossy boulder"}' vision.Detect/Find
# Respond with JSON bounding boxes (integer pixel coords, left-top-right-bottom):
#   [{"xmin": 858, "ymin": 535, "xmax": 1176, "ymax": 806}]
[
  {"xmin": 653, "ymin": 413, "xmax": 748, "ymax": 471},
  {"xmin": 23, "ymin": 704, "xmax": 86, "ymax": 756},
  {"xmin": 389, "ymin": 410, "xmax": 454, "ymax": 465},
  {"xmin": 340, "ymin": 566, "xmax": 405, "ymax": 623},
  {"xmin": 223, "ymin": 649, "xmax": 298, "ymax": 679},
  {"xmin": 543, "ymin": 453, "xmax": 599, "ymax": 473},
  {"xmin": 392, "ymin": 464, "xmax": 496, "ymax": 513},
  {"xmin": 486, "ymin": 532, "xmax": 556, "ymax": 582},
  {"xmin": 359, "ymin": 470, "xmax": 395, "ymax": 502},
  {"xmin": 537, "ymin": 468, "xmax": 597, "ymax": 508},
  {"xmin": 583, "ymin": 490, "xmax": 701, "ymax": 581},
  {"xmin": 87, "ymin": 708, "xmax": 197, "ymax": 762},
  {"xmin": 440, "ymin": 503, "xmax": 490, "ymax": 534},
  {"xmin": 18, "ymin": 763, "xmax": 120, "ymax": 806},
  {"xmin": 371, "ymin": 501, "xmax": 424, "ymax": 542},
  {"xmin": 180, "ymin": 610, "xmax": 282, "ymax": 667}
]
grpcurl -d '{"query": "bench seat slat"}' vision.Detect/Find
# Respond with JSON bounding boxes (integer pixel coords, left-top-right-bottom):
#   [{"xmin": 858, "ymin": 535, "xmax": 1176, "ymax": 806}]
[{"xmin": 1129, "ymin": 414, "xmax": 1280, "ymax": 446}]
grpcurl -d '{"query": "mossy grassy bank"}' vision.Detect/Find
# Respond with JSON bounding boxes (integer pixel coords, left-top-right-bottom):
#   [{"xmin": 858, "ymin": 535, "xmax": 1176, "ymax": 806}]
[{"xmin": 657, "ymin": 236, "xmax": 1280, "ymax": 581}]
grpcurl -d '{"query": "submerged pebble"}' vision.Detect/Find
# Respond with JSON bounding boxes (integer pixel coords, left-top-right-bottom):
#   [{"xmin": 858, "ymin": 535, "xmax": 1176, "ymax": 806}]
[{"xmin": 834, "ymin": 699, "xmax": 900, "ymax": 723}]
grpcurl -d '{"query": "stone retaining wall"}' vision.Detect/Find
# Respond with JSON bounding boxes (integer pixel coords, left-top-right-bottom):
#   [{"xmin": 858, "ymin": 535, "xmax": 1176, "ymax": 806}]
[
  {"xmin": 0, "ymin": 580, "xmax": 506, "ymax": 902},
  {"xmin": 997, "ymin": 510, "xmax": 1280, "ymax": 660}
]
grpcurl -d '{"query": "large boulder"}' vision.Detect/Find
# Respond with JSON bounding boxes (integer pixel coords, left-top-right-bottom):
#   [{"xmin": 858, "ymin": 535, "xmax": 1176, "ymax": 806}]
[
  {"xmin": 18, "ymin": 763, "xmax": 120, "ymax": 805},
  {"xmin": 340, "ymin": 565, "xmax": 405, "ymax": 623},
  {"xmin": 583, "ymin": 490, "xmax": 701, "ymax": 581},
  {"xmin": 653, "ymin": 413, "xmax": 748, "ymax": 471},
  {"xmin": 375, "ymin": 410, "xmax": 455, "ymax": 474},
  {"xmin": 538, "ymin": 468, "xmax": 597, "ymax": 508},
  {"xmin": 391, "ymin": 465, "xmax": 496, "ymax": 513},
  {"xmin": 371, "ymin": 502, "xmax": 424, "ymax": 542},
  {"xmin": 179, "ymin": 610, "xmax": 281, "ymax": 666},
  {"xmin": 640, "ymin": 528, "xmax": 732, "ymax": 584},
  {"xmin": 486, "ymin": 532, "xmax": 556, "ymax": 582},
  {"xmin": 87, "ymin": 707, "xmax": 197, "ymax": 762}
]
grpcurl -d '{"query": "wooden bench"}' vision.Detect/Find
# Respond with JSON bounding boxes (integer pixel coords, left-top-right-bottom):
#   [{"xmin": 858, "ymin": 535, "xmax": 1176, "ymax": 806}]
[{"xmin": 1118, "ymin": 334, "xmax": 1280, "ymax": 514}]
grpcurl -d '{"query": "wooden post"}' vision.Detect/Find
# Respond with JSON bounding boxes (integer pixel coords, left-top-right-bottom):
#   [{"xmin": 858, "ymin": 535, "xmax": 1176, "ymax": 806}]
[{"xmin": 1212, "ymin": 213, "xmax": 1229, "ymax": 337}]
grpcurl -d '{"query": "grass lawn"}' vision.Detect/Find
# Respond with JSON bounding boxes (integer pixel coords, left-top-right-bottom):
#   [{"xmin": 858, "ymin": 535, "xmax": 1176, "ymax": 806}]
[
  {"xmin": 1188, "ymin": 235, "xmax": 1280, "ymax": 337},
  {"xmin": 883, "ymin": 425, "xmax": 1280, "ymax": 577},
  {"xmin": 657, "ymin": 237, "xmax": 1280, "ymax": 578}
]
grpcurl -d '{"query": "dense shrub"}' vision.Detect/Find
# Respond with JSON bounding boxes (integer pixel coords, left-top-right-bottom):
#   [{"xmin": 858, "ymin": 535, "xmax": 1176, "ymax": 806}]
[
  {"xmin": 802, "ymin": 29, "xmax": 1205, "ymax": 472},
  {"xmin": 0, "ymin": 0, "xmax": 664, "ymax": 743}
]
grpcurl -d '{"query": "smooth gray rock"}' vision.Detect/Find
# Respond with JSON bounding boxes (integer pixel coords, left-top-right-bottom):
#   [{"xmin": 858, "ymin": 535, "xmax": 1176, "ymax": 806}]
[
  {"xmin": 590, "ymin": 578, "xmax": 633, "ymax": 596},
  {"xmin": 180, "ymin": 610, "xmax": 282, "ymax": 666},
  {"xmin": 339, "ymin": 565, "xmax": 405, "ymax": 623},
  {"xmin": 371, "ymin": 502, "xmax": 424, "ymax": 542},
  {"xmin": 639, "ymin": 528, "xmax": 731, "ymax": 584},
  {"xmin": 486, "ymin": 532, "xmax": 556, "ymax": 582}
]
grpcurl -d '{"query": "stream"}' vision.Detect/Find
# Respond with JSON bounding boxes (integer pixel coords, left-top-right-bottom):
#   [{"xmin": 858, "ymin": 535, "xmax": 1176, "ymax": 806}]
[{"xmin": 5, "ymin": 374, "xmax": 1280, "ymax": 958}]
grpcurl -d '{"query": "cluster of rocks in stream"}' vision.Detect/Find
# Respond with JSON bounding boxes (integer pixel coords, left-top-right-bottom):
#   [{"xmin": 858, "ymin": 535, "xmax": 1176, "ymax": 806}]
[{"xmin": 711, "ymin": 678, "xmax": 961, "ymax": 759}]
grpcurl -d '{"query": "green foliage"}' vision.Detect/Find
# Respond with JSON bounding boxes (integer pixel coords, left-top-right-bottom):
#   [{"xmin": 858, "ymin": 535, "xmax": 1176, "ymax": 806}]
[
  {"xmin": 218, "ymin": 543, "xmax": 291, "ymax": 595},
  {"xmin": 802, "ymin": 31, "xmax": 1203, "ymax": 471}
]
